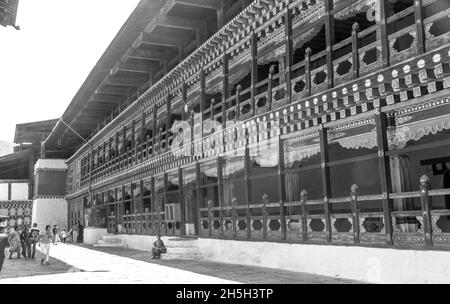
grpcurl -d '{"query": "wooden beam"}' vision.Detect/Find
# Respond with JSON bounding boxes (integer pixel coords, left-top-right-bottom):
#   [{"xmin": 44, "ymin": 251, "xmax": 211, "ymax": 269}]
[
  {"xmin": 147, "ymin": 15, "xmax": 207, "ymax": 36},
  {"xmin": 123, "ymin": 48, "xmax": 171, "ymax": 63},
  {"xmin": 133, "ymin": 32, "xmax": 191, "ymax": 49},
  {"xmin": 110, "ymin": 61, "xmax": 154, "ymax": 76},
  {"xmin": 105, "ymin": 76, "xmax": 148, "ymax": 87},
  {"xmin": 173, "ymin": 0, "xmax": 219, "ymax": 10},
  {"xmin": 92, "ymin": 94, "xmax": 127, "ymax": 104}
]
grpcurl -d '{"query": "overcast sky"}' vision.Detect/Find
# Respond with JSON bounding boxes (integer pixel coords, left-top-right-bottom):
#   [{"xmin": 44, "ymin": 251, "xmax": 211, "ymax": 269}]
[{"xmin": 0, "ymin": 0, "xmax": 140, "ymax": 144}]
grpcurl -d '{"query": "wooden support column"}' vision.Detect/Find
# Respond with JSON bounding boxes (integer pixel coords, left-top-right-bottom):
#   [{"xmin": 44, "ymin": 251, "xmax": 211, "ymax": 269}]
[
  {"xmin": 163, "ymin": 172, "xmax": 169, "ymax": 235},
  {"xmin": 305, "ymin": 48, "xmax": 312, "ymax": 96},
  {"xmin": 378, "ymin": 0, "xmax": 390, "ymax": 67},
  {"xmin": 350, "ymin": 184, "xmax": 360, "ymax": 244},
  {"xmin": 351, "ymin": 23, "xmax": 360, "ymax": 79},
  {"xmin": 166, "ymin": 94, "xmax": 172, "ymax": 153},
  {"xmin": 268, "ymin": 66, "xmax": 275, "ymax": 110},
  {"xmin": 139, "ymin": 180, "xmax": 144, "ymax": 234},
  {"xmin": 319, "ymin": 125, "xmax": 332, "ymax": 243},
  {"xmin": 374, "ymin": 108, "xmax": 394, "ymax": 245},
  {"xmin": 285, "ymin": 7, "xmax": 294, "ymax": 103},
  {"xmin": 152, "ymin": 105, "xmax": 157, "ymax": 156},
  {"xmin": 222, "ymin": 53, "xmax": 229, "ymax": 132},
  {"xmin": 200, "ymin": 70, "xmax": 206, "ymax": 157},
  {"xmin": 178, "ymin": 167, "xmax": 186, "ymax": 235},
  {"xmin": 150, "ymin": 176, "xmax": 155, "ymax": 234},
  {"xmin": 7, "ymin": 182, "xmax": 11, "ymax": 201},
  {"xmin": 419, "ymin": 175, "xmax": 433, "ymax": 247},
  {"xmin": 250, "ymin": 31, "xmax": 258, "ymax": 115},
  {"xmin": 217, "ymin": 157, "xmax": 224, "ymax": 237},
  {"xmin": 278, "ymin": 136, "xmax": 287, "ymax": 240},
  {"xmin": 244, "ymin": 145, "xmax": 252, "ymax": 240},
  {"xmin": 300, "ymin": 189, "xmax": 308, "ymax": 241},
  {"xmin": 141, "ymin": 112, "xmax": 145, "ymax": 161},
  {"xmin": 195, "ymin": 162, "xmax": 202, "ymax": 237},
  {"xmin": 324, "ymin": 0, "xmax": 335, "ymax": 88},
  {"xmin": 414, "ymin": 0, "xmax": 425, "ymax": 54}
]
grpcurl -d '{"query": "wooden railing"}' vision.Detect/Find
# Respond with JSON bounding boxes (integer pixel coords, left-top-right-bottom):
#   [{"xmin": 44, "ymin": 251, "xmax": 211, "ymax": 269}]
[{"xmin": 196, "ymin": 175, "xmax": 450, "ymax": 249}]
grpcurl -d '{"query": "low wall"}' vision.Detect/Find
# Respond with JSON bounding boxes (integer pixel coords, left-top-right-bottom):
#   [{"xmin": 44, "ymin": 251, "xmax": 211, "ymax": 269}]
[
  {"xmin": 99, "ymin": 234, "xmax": 450, "ymax": 283},
  {"xmin": 197, "ymin": 239, "xmax": 450, "ymax": 284},
  {"xmin": 84, "ymin": 228, "xmax": 108, "ymax": 245},
  {"xmin": 113, "ymin": 234, "xmax": 171, "ymax": 251}
]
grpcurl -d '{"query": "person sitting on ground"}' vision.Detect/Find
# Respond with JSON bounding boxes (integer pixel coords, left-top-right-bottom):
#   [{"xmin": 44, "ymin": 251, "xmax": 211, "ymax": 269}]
[
  {"xmin": 151, "ymin": 235, "xmax": 166, "ymax": 259},
  {"xmin": 8, "ymin": 227, "xmax": 21, "ymax": 259}
]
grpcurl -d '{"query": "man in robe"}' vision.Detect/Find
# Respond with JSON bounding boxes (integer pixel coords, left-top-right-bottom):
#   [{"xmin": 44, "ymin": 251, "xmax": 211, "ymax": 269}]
[{"xmin": 151, "ymin": 235, "xmax": 166, "ymax": 259}]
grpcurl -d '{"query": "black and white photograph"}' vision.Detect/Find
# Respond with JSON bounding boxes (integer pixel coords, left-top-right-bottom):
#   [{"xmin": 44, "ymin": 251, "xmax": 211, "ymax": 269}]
[{"xmin": 1, "ymin": 0, "xmax": 450, "ymax": 288}]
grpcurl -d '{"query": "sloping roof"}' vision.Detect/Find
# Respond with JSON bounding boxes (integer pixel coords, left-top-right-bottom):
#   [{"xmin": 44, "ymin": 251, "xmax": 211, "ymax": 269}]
[{"xmin": 14, "ymin": 118, "xmax": 59, "ymax": 144}]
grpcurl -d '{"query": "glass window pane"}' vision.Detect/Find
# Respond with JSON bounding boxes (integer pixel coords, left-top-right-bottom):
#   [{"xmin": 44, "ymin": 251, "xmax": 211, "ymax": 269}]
[
  {"xmin": 249, "ymin": 139, "xmax": 279, "ymax": 176},
  {"xmin": 223, "ymin": 181, "xmax": 246, "ymax": 206},
  {"xmin": 284, "ymin": 135, "xmax": 320, "ymax": 169},
  {"xmin": 200, "ymin": 161, "xmax": 218, "ymax": 185},
  {"xmin": 250, "ymin": 175, "xmax": 280, "ymax": 203},
  {"xmin": 285, "ymin": 168, "xmax": 323, "ymax": 201}
]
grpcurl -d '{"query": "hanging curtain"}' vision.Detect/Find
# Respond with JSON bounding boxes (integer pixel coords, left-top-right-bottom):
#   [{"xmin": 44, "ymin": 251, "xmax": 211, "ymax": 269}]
[
  {"xmin": 390, "ymin": 154, "xmax": 417, "ymax": 232},
  {"xmin": 223, "ymin": 183, "xmax": 234, "ymax": 217}
]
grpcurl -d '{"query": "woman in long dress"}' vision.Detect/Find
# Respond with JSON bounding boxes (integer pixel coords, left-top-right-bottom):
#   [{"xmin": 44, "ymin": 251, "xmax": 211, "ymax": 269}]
[{"xmin": 8, "ymin": 227, "xmax": 21, "ymax": 259}]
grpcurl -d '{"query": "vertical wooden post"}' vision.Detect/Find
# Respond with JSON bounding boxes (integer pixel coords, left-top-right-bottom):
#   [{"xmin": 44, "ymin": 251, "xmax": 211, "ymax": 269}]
[
  {"xmin": 378, "ymin": 0, "xmax": 390, "ymax": 67},
  {"xmin": 195, "ymin": 162, "xmax": 202, "ymax": 237},
  {"xmin": 351, "ymin": 22, "xmax": 360, "ymax": 80},
  {"xmin": 420, "ymin": 175, "xmax": 433, "ymax": 247},
  {"xmin": 166, "ymin": 94, "xmax": 172, "ymax": 153},
  {"xmin": 179, "ymin": 167, "xmax": 185, "ymax": 235},
  {"xmin": 7, "ymin": 182, "xmax": 11, "ymax": 201},
  {"xmin": 374, "ymin": 108, "xmax": 394, "ymax": 245},
  {"xmin": 350, "ymin": 184, "xmax": 360, "ymax": 244},
  {"xmin": 232, "ymin": 197, "xmax": 237, "ymax": 238},
  {"xmin": 139, "ymin": 180, "xmax": 144, "ymax": 234},
  {"xmin": 222, "ymin": 53, "xmax": 229, "ymax": 132},
  {"xmin": 190, "ymin": 111, "xmax": 195, "ymax": 157},
  {"xmin": 262, "ymin": 193, "xmax": 268, "ymax": 240},
  {"xmin": 278, "ymin": 136, "xmax": 287, "ymax": 240},
  {"xmin": 163, "ymin": 172, "xmax": 169, "ymax": 235},
  {"xmin": 300, "ymin": 189, "xmax": 308, "ymax": 242},
  {"xmin": 200, "ymin": 70, "xmax": 206, "ymax": 157},
  {"xmin": 150, "ymin": 176, "xmax": 155, "ymax": 235},
  {"xmin": 414, "ymin": 0, "xmax": 425, "ymax": 54},
  {"xmin": 285, "ymin": 7, "xmax": 294, "ymax": 104},
  {"xmin": 141, "ymin": 112, "xmax": 145, "ymax": 162},
  {"xmin": 324, "ymin": 0, "xmax": 335, "ymax": 88},
  {"xmin": 152, "ymin": 105, "xmax": 157, "ymax": 156},
  {"xmin": 217, "ymin": 157, "xmax": 224, "ymax": 237},
  {"xmin": 305, "ymin": 47, "xmax": 312, "ymax": 96},
  {"xmin": 251, "ymin": 31, "xmax": 258, "ymax": 115},
  {"xmin": 268, "ymin": 66, "xmax": 275, "ymax": 110},
  {"xmin": 235, "ymin": 84, "xmax": 242, "ymax": 121},
  {"xmin": 319, "ymin": 125, "xmax": 332, "ymax": 243},
  {"xmin": 244, "ymin": 145, "xmax": 252, "ymax": 240}
]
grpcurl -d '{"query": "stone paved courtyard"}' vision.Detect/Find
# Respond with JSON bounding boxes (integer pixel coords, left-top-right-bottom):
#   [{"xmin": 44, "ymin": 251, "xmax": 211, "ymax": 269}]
[{"xmin": 0, "ymin": 243, "xmax": 361, "ymax": 284}]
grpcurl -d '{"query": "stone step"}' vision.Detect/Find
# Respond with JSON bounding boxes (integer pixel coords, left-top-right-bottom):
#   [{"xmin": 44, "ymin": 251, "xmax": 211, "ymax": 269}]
[{"xmin": 98, "ymin": 239, "xmax": 122, "ymax": 244}]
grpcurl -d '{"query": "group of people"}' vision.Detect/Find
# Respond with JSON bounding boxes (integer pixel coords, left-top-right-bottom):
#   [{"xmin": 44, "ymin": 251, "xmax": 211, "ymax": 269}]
[{"xmin": 0, "ymin": 220, "xmax": 85, "ymax": 274}]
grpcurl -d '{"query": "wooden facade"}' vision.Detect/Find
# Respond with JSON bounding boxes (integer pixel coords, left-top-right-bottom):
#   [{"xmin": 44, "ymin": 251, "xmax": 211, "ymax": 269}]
[{"xmin": 50, "ymin": 0, "xmax": 450, "ymax": 249}]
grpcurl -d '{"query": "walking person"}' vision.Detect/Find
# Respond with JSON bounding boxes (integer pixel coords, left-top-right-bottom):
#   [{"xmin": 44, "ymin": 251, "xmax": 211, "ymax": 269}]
[
  {"xmin": 8, "ymin": 227, "xmax": 21, "ymax": 259},
  {"xmin": 52, "ymin": 225, "xmax": 60, "ymax": 245},
  {"xmin": 19, "ymin": 224, "xmax": 30, "ymax": 259},
  {"xmin": 28, "ymin": 223, "xmax": 40, "ymax": 259},
  {"xmin": 38, "ymin": 225, "xmax": 52, "ymax": 265},
  {"xmin": 0, "ymin": 226, "xmax": 10, "ymax": 274}
]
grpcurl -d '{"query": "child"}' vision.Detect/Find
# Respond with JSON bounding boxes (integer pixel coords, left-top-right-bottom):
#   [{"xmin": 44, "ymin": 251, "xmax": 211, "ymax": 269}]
[{"xmin": 61, "ymin": 228, "xmax": 67, "ymax": 243}]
